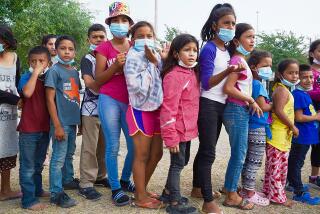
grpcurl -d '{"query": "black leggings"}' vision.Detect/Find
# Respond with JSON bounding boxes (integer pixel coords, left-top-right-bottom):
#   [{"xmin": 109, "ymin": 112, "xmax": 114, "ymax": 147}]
[
  {"xmin": 192, "ymin": 97, "xmax": 225, "ymax": 202},
  {"xmin": 311, "ymin": 143, "xmax": 320, "ymax": 167}
]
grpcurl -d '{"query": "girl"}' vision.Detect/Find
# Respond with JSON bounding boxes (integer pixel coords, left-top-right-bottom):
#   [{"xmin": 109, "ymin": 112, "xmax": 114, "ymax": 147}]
[
  {"xmin": 95, "ymin": 1, "xmax": 135, "ymax": 206},
  {"xmin": 191, "ymin": 3, "xmax": 240, "ymax": 214},
  {"xmin": 124, "ymin": 21, "xmax": 163, "ymax": 209},
  {"xmin": 308, "ymin": 39, "xmax": 320, "ymax": 187},
  {"xmin": 222, "ymin": 23, "xmax": 262, "ymax": 210},
  {"xmin": 240, "ymin": 50, "xmax": 273, "ymax": 206},
  {"xmin": 160, "ymin": 34, "xmax": 200, "ymax": 214},
  {"xmin": 0, "ymin": 24, "xmax": 22, "ymax": 201},
  {"xmin": 262, "ymin": 59, "xmax": 300, "ymax": 207}
]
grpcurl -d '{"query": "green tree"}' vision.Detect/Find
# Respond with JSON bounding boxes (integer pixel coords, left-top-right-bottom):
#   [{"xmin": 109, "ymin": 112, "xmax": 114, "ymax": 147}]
[
  {"xmin": 164, "ymin": 25, "xmax": 181, "ymax": 42},
  {"xmin": 256, "ymin": 31, "xmax": 308, "ymax": 71},
  {"xmin": 8, "ymin": 0, "xmax": 92, "ymax": 69},
  {"xmin": 0, "ymin": 0, "xmax": 33, "ymax": 24}
]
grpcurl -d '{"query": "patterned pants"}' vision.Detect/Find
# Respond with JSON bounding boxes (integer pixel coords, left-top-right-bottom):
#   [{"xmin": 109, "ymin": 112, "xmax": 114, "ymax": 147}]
[
  {"xmin": 262, "ymin": 144, "xmax": 289, "ymax": 203},
  {"xmin": 241, "ymin": 128, "xmax": 266, "ymax": 190}
]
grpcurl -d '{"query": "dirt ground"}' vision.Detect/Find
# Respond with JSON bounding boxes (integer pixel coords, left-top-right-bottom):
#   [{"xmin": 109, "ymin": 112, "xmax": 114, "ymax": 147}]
[{"xmin": 1, "ymin": 126, "xmax": 320, "ymax": 214}]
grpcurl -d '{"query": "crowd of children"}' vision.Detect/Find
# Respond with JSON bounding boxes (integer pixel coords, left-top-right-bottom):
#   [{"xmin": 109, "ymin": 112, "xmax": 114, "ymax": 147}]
[{"xmin": 1, "ymin": 1, "xmax": 320, "ymax": 213}]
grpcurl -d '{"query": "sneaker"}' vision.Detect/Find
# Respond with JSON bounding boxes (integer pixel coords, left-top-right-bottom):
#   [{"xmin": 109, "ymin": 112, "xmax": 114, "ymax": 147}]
[
  {"xmin": 120, "ymin": 180, "xmax": 135, "ymax": 193},
  {"xmin": 94, "ymin": 178, "xmax": 110, "ymax": 188},
  {"xmin": 63, "ymin": 178, "xmax": 80, "ymax": 190},
  {"xmin": 50, "ymin": 192, "xmax": 77, "ymax": 208},
  {"xmin": 112, "ymin": 189, "xmax": 130, "ymax": 206},
  {"xmin": 309, "ymin": 176, "xmax": 320, "ymax": 187},
  {"xmin": 78, "ymin": 187, "xmax": 102, "ymax": 201},
  {"xmin": 160, "ymin": 189, "xmax": 189, "ymax": 204},
  {"xmin": 293, "ymin": 192, "xmax": 320, "ymax": 205},
  {"xmin": 285, "ymin": 183, "xmax": 309, "ymax": 192},
  {"xmin": 166, "ymin": 201, "xmax": 198, "ymax": 214}
]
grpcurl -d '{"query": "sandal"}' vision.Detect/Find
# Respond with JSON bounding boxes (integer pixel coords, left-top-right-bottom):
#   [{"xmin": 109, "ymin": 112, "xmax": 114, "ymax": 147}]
[
  {"xmin": 223, "ymin": 198, "xmax": 254, "ymax": 210},
  {"xmin": 247, "ymin": 192, "xmax": 269, "ymax": 206},
  {"xmin": 131, "ymin": 197, "xmax": 164, "ymax": 209},
  {"xmin": 147, "ymin": 191, "xmax": 160, "ymax": 199}
]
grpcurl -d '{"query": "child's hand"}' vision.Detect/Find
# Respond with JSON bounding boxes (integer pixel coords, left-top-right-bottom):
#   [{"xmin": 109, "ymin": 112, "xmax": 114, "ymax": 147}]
[
  {"xmin": 33, "ymin": 61, "xmax": 47, "ymax": 76},
  {"xmin": 169, "ymin": 145, "xmax": 179, "ymax": 153},
  {"xmin": 114, "ymin": 52, "xmax": 126, "ymax": 69},
  {"xmin": 250, "ymin": 101, "xmax": 263, "ymax": 117},
  {"xmin": 55, "ymin": 126, "xmax": 66, "ymax": 141},
  {"xmin": 291, "ymin": 125, "xmax": 299, "ymax": 137},
  {"xmin": 17, "ymin": 98, "xmax": 23, "ymax": 109},
  {"xmin": 159, "ymin": 42, "xmax": 170, "ymax": 60},
  {"xmin": 145, "ymin": 46, "xmax": 158, "ymax": 66},
  {"xmin": 315, "ymin": 113, "xmax": 320, "ymax": 121},
  {"xmin": 227, "ymin": 62, "xmax": 246, "ymax": 74}
]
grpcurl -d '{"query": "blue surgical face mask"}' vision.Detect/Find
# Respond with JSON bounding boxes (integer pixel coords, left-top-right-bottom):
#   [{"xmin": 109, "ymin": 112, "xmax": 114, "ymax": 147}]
[
  {"xmin": 109, "ymin": 23, "xmax": 129, "ymax": 38},
  {"xmin": 134, "ymin": 39, "xmax": 155, "ymax": 52},
  {"xmin": 217, "ymin": 28, "xmax": 235, "ymax": 43},
  {"xmin": 57, "ymin": 55, "xmax": 74, "ymax": 65},
  {"xmin": 0, "ymin": 43, "xmax": 4, "ymax": 53},
  {"xmin": 258, "ymin": 67, "xmax": 273, "ymax": 80},
  {"xmin": 281, "ymin": 76, "xmax": 300, "ymax": 91},
  {"xmin": 236, "ymin": 44, "xmax": 251, "ymax": 56},
  {"xmin": 89, "ymin": 44, "xmax": 97, "ymax": 51}
]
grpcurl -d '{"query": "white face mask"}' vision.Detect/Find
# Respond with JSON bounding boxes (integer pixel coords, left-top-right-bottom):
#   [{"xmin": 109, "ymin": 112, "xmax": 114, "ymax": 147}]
[
  {"xmin": 313, "ymin": 58, "xmax": 320, "ymax": 65},
  {"xmin": 178, "ymin": 60, "xmax": 198, "ymax": 69}
]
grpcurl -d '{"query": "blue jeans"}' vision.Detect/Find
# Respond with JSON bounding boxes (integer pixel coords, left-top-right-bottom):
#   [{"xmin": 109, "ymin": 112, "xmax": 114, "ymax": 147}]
[
  {"xmin": 98, "ymin": 94, "xmax": 134, "ymax": 190},
  {"xmin": 19, "ymin": 132, "xmax": 49, "ymax": 208},
  {"xmin": 49, "ymin": 125, "xmax": 76, "ymax": 194},
  {"xmin": 223, "ymin": 102, "xmax": 249, "ymax": 192}
]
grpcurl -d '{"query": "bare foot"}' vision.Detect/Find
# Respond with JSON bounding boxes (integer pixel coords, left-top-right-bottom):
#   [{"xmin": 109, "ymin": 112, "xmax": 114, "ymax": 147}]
[
  {"xmin": 0, "ymin": 191, "xmax": 22, "ymax": 201},
  {"xmin": 40, "ymin": 191, "xmax": 50, "ymax": 198},
  {"xmin": 191, "ymin": 187, "xmax": 202, "ymax": 198},
  {"xmin": 282, "ymin": 199, "xmax": 294, "ymax": 208},
  {"xmin": 191, "ymin": 187, "xmax": 222, "ymax": 199},
  {"xmin": 28, "ymin": 202, "xmax": 48, "ymax": 211},
  {"xmin": 202, "ymin": 201, "xmax": 222, "ymax": 214}
]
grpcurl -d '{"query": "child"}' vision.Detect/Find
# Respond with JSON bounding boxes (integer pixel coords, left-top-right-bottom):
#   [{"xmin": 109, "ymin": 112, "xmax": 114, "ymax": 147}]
[
  {"xmin": 124, "ymin": 21, "xmax": 163, "ymax": 209},
  {"xmin": 240, "ymin": 50, "xmax": 273, "ymax": 206},
  {"xmin": 95, "ymin": 1, "xmax": 135, "ymax": 206},
  {"xmin": 45, "ymin": 35, "xmax": 81, "ymax": 208},
  {"xmin": 308, "ymin": 39, "xmax": 320, "ymax": 187},
  {"xmin": 0, "ymin": 24, "xmax": 22, "ymax": 201},
  {"xmin": 42, "ymin": 34, "xmax": 57, "ymax": 65},
  {"xmin": 191, "ymin": 4, "xmax": 240, "ymax": 214},
  {"xmin": 160, "ymin": 34, "xmax": 200, "ymax": 214},
  {"xmin": 79, "ymin": 24, "xmax": 109, "ymax": 201},
  {"xmin": 17, "ymin": 46, "xmax": 51, "ymax": 210},
  {"xmin": 287, "ymin": 64, "xmax": 320, "ymax": 205},
  {"xmin": 262, "ymin": 59, "xmax": 300, "ymax": 207},
  {"xmin": 222, "ymin": 23, "xmax": 262, "ymax": 211}
]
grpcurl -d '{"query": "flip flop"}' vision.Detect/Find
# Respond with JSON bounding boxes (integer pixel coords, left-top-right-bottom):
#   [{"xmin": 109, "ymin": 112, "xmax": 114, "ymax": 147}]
[
  {"xmin": 147, "ymin": 191, "xmax": 160, "ymax": 199},
  {"xmin": 223, "ymin": 198, "xmax": 254, "ymax": 210},
  {"xmin": 131, "ymin": 197, "xmax": 165, "ymax": 209}
]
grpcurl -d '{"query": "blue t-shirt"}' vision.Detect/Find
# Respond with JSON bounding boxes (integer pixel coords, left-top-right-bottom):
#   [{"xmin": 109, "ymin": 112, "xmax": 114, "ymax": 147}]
[
  {"xmin": 292, "ymin": 89, "xmax": 319, "ymax": 145},
  {"xmin": 249, "ymin": 80, "xmax": 270, "ymax": 128},
  {"xmin": 45, "ymin": 63, "xmax": 81, "ymax": 126}
]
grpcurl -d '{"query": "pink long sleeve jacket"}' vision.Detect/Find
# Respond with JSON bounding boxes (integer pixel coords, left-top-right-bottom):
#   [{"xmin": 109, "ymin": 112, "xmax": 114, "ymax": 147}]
[{"xmin": 160, "ymin": 65, "xmax": 200, "ymax": 148}]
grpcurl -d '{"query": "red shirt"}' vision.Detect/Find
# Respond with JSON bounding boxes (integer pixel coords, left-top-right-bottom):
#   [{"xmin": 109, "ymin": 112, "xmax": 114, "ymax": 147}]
[{"xmin": 17, "ymin": 74, "xmax": 50, "ymax": 132}]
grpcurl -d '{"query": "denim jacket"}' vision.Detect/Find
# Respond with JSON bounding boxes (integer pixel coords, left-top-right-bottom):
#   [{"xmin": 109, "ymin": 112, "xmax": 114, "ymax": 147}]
[{"xmin": 124, "ymin": 48, "xmax": 163, "ymax": 111}]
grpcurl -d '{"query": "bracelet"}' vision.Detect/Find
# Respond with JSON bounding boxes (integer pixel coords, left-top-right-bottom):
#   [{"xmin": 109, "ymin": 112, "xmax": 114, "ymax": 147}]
[{"xmin": 249, "ymin": 100, "xmax": 255, "ymax": 105}]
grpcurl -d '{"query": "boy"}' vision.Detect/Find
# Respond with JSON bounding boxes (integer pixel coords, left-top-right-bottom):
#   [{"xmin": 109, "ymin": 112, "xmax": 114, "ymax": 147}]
[
  {"xmin": 45, "ymin": 35, "xmax": 81, "ymax": 208},
  {"xmin": 17, "ymin": 46, "xmax": 51, "ymax": 211},
  {"xmin": 78, "ymin": 24, "xmax": 109, "ymax": 201},
  {"xmin": 287, "ymin": 64, "xmax": 320, "ymax": 205},
  {"xmin": 42, "ymin": 34, "xmax": 57, "ymax": 65}
]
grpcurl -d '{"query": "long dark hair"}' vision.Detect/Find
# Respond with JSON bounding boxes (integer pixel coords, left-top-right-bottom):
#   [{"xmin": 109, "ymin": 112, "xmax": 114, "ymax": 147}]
[
  {"xmin": 228, "ymin": 23, "xmax": 253, "ymax": 56},
  {"xmin": 162, "ymin": 34, "xmax": 199, "ymax": 78},
  {"xmin": 0, "ymin": 24, "xmax": 17, "ymax": 50},
  {"xmin": 201, "ymin": 3, "xmax": 236, "ymax": 42},
  {"xmin": 309, "ymin": 39, "xmax": 320, "ymax": 64},
  {"xmin": 274, "ymin": 58, "xmax": 299, "ymax": 83}
]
